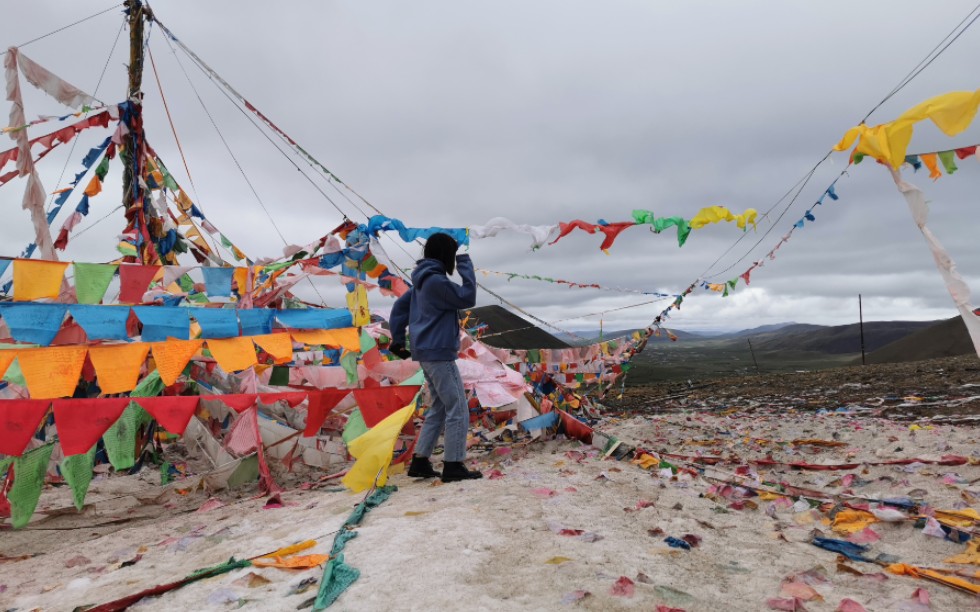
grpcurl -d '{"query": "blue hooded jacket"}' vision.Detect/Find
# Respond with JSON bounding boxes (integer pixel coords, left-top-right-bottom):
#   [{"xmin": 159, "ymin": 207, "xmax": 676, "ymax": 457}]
[{"xmin": 389, "ymin": 254, "xmax": 476, "ymax": 361}]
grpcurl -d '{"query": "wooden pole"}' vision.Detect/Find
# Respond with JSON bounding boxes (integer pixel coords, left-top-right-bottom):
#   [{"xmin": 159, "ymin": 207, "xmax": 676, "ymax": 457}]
[{"xmin": 859, "ymin": 294, "xmax": 867, "ymax": 365}]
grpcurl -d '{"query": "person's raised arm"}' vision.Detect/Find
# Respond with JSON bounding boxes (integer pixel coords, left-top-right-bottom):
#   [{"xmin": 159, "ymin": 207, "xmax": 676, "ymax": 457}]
[{"xmin": 439, "ymin": 253, "xmax": 477, "ymax": 309}]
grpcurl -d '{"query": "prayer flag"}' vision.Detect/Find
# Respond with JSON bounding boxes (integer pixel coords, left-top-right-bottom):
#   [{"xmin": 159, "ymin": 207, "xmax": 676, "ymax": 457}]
[
  {"xmin": 52, "ymin": 397, "xmax": 131, "ymax": 456},
  {"xmin": 290, "ymin": 328, "xmax": 360, "ymax": 351},
  {"xmin": 73, "ymin": 262, "xmax": 117, "ymax": 304},
  {"xmin": 0, "ymin": 399, "xmax": 50, "ymax": 456},
  {"xmin": 342, "ymin": 401, "xmax": 417, "ymax": 492},
  {"xmin": 252, "ymin": 332, "xmax": 294, "ymax": 363},
  {"xmin": 13, "ymin": 259, "xmax": 69, "ymax": 301},
  {"xmin": 353, "ymin": 386, "xmax": 422, "ymax": 428},
  {"xmin": 134, "ymin": 396, "xmax": 200, "ymax": 435},
  {"xmin": 192, "ymin": 308, "xmax": 240, "ymax": 339},
  {"xmin": 303, "ymin": 388, "xmax": 351, "ymax": 436},
  {"xmin": 118, "ymin": 264, "xmax": 160, "ymax": 304},
  {"xmin": 69, "ymin": 304, "xmax": 132, "ymax": 341},
  {"xmin": 206, "ymin": 336, "xmax": 258, "ymax": 372},
  {"xmin": 239, "ymin": 309, "xmax": 274, "ymax": 336},
  {"xmin": 276, "ymin": 308, "xmax": 353, "ymax": 330},
  {"xmin": 149, "ymin": 339, "xmax": 202, "ymax": 386},
  {"xmin": 87, "ymin": 343, "xmax": 150, "ymax": 394},
  {"xmin": 201, "ymin": 266, "xmax": 235, "ymax": 298},
  {"xmin": 0, "ymin": 303, "xmax": 68, "ymax": 345},
  {"xmin": 16, "ymin": 345, "xmax": 87, "ymax": 398},
  {"xmin": 133, "ymin": 306, "xmax": 190, "ymax": 342}
]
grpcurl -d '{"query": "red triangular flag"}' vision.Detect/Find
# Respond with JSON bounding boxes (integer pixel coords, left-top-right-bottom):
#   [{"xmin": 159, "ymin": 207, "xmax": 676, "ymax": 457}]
[
  {"xmin": 118, "ymin": 264, "xmax": 160, "ymax": 304},
  {"xmin": 52, "ymin": 398, "xmax": 131, "ymax": 456},
  {"xmin": 303, "ymin": 388, "xmax": 351, "ymax": 437},
  {"xmin": 203, "ymin": 393, "xmax": 257, "ymax": 413},
  {"xmin": 361, "ymin": 346, "xmax": 383, "ymax": 371},
  {"xmin": 353, "ymin": 385, "xmax": 422, "ymax": 428},
  {"xmin": 0, "ymin": 399, "xmax": 50, "ymax": 456},
  {"xmin": 134, "ymin": 396, "xmax": 200, "ymax": 435},
  {"xmin": 257, "ymin": 391, "xmax": 308, "ymax": 408},
  {"xmin": 558, "ymin": 409, "xmax": 593, "ymax": 444}
]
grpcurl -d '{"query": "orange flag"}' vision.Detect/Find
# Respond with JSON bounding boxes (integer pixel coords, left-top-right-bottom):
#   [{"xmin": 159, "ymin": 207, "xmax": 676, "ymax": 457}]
[
  {"xmin": 150, "ymin": 339, "xmax": 203, "ymax": 386},
  {"xmin": 252, "ymin": 333, "xmax": 294, "ymax": 363},
  {"xmin": 290, "ymin": 328, "xmax": 359, "ymax": 351},
  {"xmin": 87, "ymin": 343, "xmax": 150, "ymax": 394},
  {"xmin": 16, "ymin": 346, "xmax": 88, "ymax": 399},
  {"xmin": 206, "ymin": 336, "xmax": 258, "ymax": 372},
  {"xmin": 0, "ymin": 351, "xmax": 17, "ymax": 379},
  {"xmin": 13, "ymin": 259, "xmax": 70, "ymax": 302}
]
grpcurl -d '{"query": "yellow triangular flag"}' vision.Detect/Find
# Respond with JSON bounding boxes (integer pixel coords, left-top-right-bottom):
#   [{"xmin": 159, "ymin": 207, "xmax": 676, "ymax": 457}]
[
  {"xmin": 88, "ymin": 343, "xmax": 150, "ymax": 394},
  {"xmin": 13, "ymin": 259, "xmax": 69, "ymax": 302},
  {"xmin": 342, "ymin": 400, "xmax": 416, "ymax": 493}
]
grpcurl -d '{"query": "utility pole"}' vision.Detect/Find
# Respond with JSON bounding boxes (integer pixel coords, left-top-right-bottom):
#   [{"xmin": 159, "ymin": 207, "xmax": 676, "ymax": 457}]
[
  {"xmin": 747, "ymin": 338, "xmax": 760, "ymax": 374},
  {"xmin": 859, "ymin": 294, "xmax": 867, "ymax": 365}
]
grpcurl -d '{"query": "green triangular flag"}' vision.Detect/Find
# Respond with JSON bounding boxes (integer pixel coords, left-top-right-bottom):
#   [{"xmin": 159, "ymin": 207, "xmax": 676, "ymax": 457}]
[
  {"xmin": 62, "ymin": 446, "xmax": 96, "ymax": 510},
  {"xmin": 342, "ymin": 409, "xmax": 368, "ymax": 444},
  {"xmin": 73, "ymin": 263, "xmax": 118, "ymax": 305},
  {"xmin": 103, "ymin": 403, "xmax": 151, "ymax": 471},
  {"xmin": 938, "ymin": 150, "xmax": 958, "ymax": 175},
  {"xmin": 269, "ymin": 365, "xmax": 290, "ymax": 386},
  {"xmin": 398, "ymin": 369, "xmax": 425, "ymax": 387},
  {"xmin": 359, "ymin": 330, "xmax": 377, "ymax": 354},
  {"xmin": 10, "ymin": 443, "xmax": 54, "ymax": 528},
  {"xmin": 341, "ymin": 350, "xmax": 359, "ymax": 386}
]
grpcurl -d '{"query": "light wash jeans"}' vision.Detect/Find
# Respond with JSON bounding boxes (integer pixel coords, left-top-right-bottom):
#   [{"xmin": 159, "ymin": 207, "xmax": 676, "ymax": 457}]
[{"xmin": 416, "ymin": 361, "xmax": 468, "ymax": 462}]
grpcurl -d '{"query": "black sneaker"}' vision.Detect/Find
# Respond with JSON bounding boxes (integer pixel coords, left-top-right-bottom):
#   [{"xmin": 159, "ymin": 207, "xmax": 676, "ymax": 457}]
[
  {"xmin": 441, "ymin": 461, "xmax": 483, "ymax": 483},
  {"xmin": 407, "ymin": 456, "xmax": 440, "ymax": 479}
]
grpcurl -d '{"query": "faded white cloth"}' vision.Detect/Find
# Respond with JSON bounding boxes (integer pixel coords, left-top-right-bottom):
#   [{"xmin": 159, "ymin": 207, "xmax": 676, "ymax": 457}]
[
  {"xmin": 17, "ymin": 49, "xmax": 98, "ymax": 109},
  {"xmin": 469, "ymin": 217, "xmax": 559, "ymax": 250},
  {"xmin": 891, "ymin": 169, "xmax": 980, "ymax": 357}
]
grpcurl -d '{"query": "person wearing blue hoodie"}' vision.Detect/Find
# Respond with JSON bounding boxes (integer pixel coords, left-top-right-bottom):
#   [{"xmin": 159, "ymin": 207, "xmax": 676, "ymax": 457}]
[{"xmin": 389, "ymin": 233, "xmax": 483, "ymax": 483}]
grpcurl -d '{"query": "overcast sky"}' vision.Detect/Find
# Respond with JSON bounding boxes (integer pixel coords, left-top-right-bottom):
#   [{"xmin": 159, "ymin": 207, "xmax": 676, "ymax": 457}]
[{"xmin": 2, "ymin": 1, "xmax": 980, "ymax": 333}]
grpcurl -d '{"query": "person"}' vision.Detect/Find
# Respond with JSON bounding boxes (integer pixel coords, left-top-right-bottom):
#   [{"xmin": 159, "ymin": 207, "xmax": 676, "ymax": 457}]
[{"xmin": 389, "ymin": 233, "xmax": 483, "ymax": 483}]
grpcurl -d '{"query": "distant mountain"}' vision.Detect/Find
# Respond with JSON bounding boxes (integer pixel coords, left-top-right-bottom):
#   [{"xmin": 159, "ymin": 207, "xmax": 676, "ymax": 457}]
[
  {"xmin": 720, "ymin": 320, "xmax": 937, "ymax": 355},
  {"xmin": 718, "ymin": 322, "xmax": 800, "ymax": 338},
  {"xmin": 860, "ymin": 316, "xmax": 977, "ymax": 364},
  {"xmin": 562, "ymin": 328, "xmax": 704, "ymax": 345}
]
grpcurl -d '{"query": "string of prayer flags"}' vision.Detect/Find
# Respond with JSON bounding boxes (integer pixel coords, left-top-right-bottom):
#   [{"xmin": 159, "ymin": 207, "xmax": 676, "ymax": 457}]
[
  {"xmin": 353, "ymin": 385, "xmax": 422, "ymax": 427},
  {"xmin": 0, "ymin": 399, "xmax": 50, "ymax": 456},
  {"xmin": 73, "ymin": 262, "xmax": 117, "ymax": 305},
  {"xmin": 834, "ymin": 89, "xmax": 980, "ymax": 168},
  {"xmin": 12, "ymin": 259, "xmax": 68, "ymax": 301},
  {"xmin": 0, "ymin": 303, "xmax": 68, "ymax": 345},
  {"xmin": 478, "ymin": 268, "xmax": 671, "ymax": 296},
  {"xmin": 892, "ymin": 145, "xmax": 980, "ymax": 181},
  {"xmin": 689, "ymin": 206, "xmax": 758, "ymax": 231}
]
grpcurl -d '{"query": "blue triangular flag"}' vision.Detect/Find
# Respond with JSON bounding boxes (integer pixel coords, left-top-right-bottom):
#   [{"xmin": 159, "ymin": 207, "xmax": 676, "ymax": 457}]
[
  {"xmin": 238, "ymin": 309, "xmax": 275, "ymax": 336},
  {"xmin": 133, "ymin": 306, "xmax": 190, "ymax": 342},
  {"xmin": 200, "ymin": 267, "xmax": 235, "ymax": 298},
  {"xmin": 69, "ymin": 305, "xmax": 133, "ymax": 341},
  {"xmin": 191, "ymin": 308, "xmax": 240, "ymax": 339},
  {"xmin": 0, "ymin": 303, "xmax": 70, "ymax": 346}
]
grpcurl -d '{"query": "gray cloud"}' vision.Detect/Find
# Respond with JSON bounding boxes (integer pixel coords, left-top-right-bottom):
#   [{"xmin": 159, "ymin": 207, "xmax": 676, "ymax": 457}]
[{"xmin": 2, "ymin": 0, "xmax": 979, "ymax": 333}]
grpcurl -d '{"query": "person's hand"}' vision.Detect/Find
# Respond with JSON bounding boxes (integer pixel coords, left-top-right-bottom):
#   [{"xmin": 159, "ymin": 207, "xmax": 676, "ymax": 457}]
[{"xmin": 389, "ymin": 343, "xmax": 412, "ymax": 360}]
